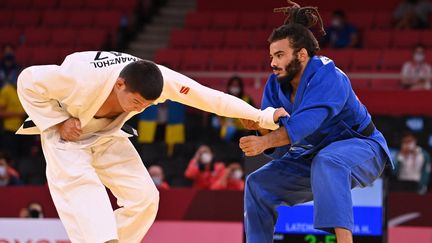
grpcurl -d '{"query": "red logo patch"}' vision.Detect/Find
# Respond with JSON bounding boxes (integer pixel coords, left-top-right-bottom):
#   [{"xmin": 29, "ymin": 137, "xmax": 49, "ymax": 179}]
[{"xmin": 180, "ymin": 86, "xmax": 190, "ymax": 94}]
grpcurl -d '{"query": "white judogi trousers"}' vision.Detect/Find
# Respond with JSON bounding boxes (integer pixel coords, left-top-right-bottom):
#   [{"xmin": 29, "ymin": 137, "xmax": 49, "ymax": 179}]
[{"xmin": 40, "ymin": 127, "xmax": 159, "ymax": 243}]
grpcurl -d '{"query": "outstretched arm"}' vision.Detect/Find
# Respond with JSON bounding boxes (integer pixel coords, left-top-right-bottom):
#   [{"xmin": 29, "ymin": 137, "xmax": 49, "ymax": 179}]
[{"xmin": 155, "ymin": 65, "xmax": 286, "ymax": 130}]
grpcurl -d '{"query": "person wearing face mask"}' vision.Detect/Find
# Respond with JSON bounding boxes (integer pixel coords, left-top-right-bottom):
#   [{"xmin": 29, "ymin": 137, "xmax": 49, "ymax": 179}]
[
  {"xmin": 184, "ymin": 145, "xmax": 226, "ymax": 189},
  {"xmin": 393, "ymin": 0, "xmax": 432, "ymax": 29},
  {"xmin": 0, "ymin": 151, "xmax": 22, "ymax": 186},
  {"xmin": 392, "ymin": 132, "xmax": 431, "ymax": 194},
  {"xmin": 148, "ymin": 165, "xmax": 170, "ymax": 190},
  {"xmin": 214, "ymin": 76, "xmax": 256, "ymax": 142},
  {"xmin": 401, "ymin": 44, "xmax": 432, "ymax": 90},
  {"xmin": 320, "ymin": 10, "xmax": 359, "ymax": 49},
  {"xmin": 210, "ymin": 162, "xmax": 245, "ymax": 190}
]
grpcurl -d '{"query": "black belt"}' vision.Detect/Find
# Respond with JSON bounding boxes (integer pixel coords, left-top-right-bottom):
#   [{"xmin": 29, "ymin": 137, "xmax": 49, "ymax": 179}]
[
  {"xmin": 352, "ymin": 121, "xmax": 375, "ymax": 137},
  {"xmin": 23, "ymin": 119, "xmax": 138, "ymax": 137}
]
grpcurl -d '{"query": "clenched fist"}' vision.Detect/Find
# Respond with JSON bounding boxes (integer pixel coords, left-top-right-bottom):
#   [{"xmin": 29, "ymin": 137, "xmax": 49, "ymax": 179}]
[{"xmin": 58, "ymin": 118, "xmax": 82, "ymax": 141}]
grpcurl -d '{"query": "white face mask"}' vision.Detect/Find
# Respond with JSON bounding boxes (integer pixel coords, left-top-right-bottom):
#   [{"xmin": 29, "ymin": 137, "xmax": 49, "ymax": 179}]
[
  {"xmin": 331, "ymin": 18, "xmax": 342, "ymax": 28},
  {"xmin": 151, "ymin": 176, "xmax": 162, "ymax": 186},
  {"xmin": 0, "ymin": 166, "xmax": 7, "ymax": 177},
  {"xmin": 414, "ymin": 53, "xmax": 425, "ymax": 63},
  {"xmin": 406, "ymin": 142, "xmax": 416, "ymax": 151},
  {"xmin": 231, "ymin": 169, "xmax": 243, "ymax": 180},
  {"xmin": 200, "ymin": 152, "xmax": 213, "ymax": 164},
  {"xmin": 229, "ymin": 87, "xmax": 241, "ymax": 96}
]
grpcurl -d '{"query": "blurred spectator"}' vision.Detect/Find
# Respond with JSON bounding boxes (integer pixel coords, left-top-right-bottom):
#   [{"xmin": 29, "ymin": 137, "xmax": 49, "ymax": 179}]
[
  {"xmin": 148, "ymin": 164, "xmax": 170, "ymax": 190},
  {"xmin": 321, "ymin": 10, "xmax": 359, "ymax": 49},
  {"xmin": 210, "ymin": 162, "xmax": 245, "ymax": 190},
  {"xmin": 184, "ymin": 145, "xmax": 225, "ymax": 189},
  {"xmin": 0, "ymin": 151, "xmax": 22, "ymax": 186},
  {"xmin": 392, "ymin": 132, "xmax": 431, "ymax": 194},
  {"xmin": 19, "ymin": 202, "xmax": 44, "ymax": 218},
  {"xmin": 401, "ymin": 44, "xmax": 432, "ymax": 90},
  {"xmin": 393, "ymin": 0, "xmax": 432, "ymax": 29},
  {"xmin": 0, "ymin": 45, "xmax": 20, "ymax": 85},
  {"xmin": 213, "ymin": 76, "xmax": 255, "ymax": 142}
]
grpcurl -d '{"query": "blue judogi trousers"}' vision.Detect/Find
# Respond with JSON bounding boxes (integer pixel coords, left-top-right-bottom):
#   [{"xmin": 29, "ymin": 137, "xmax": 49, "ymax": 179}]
[{"xmin": 244, "ymin": 137, "xmax": 387, "ymax": 243}]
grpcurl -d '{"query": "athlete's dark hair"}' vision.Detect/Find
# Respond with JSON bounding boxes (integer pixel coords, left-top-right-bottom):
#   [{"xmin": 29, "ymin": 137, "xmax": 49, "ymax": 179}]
[
  {"xmin": 119, "ymin": 60, "xmax": 164, "ymax": 100},
  {"xmin": 268, "ymin": 0, "xmax": 325, "ymax": 57}
]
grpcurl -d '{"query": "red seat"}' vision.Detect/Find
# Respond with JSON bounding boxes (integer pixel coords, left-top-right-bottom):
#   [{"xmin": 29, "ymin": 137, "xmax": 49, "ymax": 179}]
[
  {"xmin": 110, "ymin": 0, "xmax": 137, "ymax": 14},
  {"xmin": 0, "ymin": 11, "xmax": 14, "ymax": 27},
  {"xmin": 5, "ymin": 0, "xmax": 33, "ymax": 9},
  {"xmin": 373, "ymin": 12, "xmax": 393, "ymax": 29},
  {"xmin": 351, "ymin": 50, "xmax": 382, "ymax": 71},
  {"xmin": 66, "ymin": 11, "xmax": 94, "ymax": 28},
  {"xmin": 381, "ymin": 49, "xmax": 412, "ymax": 71},
  {"xmin": 350, "ymin": 79, "xmax": 371, "ymax": 91},
  {"xmin": 23, "ymin": 28, "xmax": 51, "ymax": 47},
  {"xmin": 392, "ymin": 30, "xmax": 421, "ymax": 48},
  {"xmin": 224, "ymin": 30, "xmax": 251, "ymax": 48},
  {"xmin": 184, "ymin": 12, "xmax": 212, "ymax": 30},
  {"xmin": 58, "ymin": 0, "xmax": 84, "ymax": 9},
  {"xmin": 94, "ymin": 11, "xmax": 122, "ymax": 32},
  {"xmin": 363, "ymin": 30, "xmax": 392, "ymax": 48},
  {"xmin": 84, "ymin": 0, "xmax": 110, "ymax": 9},
  {"xmin": 197, "ymin": 30, "xmax": 224, "ymax": 48},
  {"xmin": 420, "ymin": 31, "xmax": 432, "ymax": 48},
  {"xmin": 349, "ymin": 12, "xmax": 374, "ymax": 30},
  {"xmin": 13, "ymin": 10, "xmax": 41, "ymax": 28},
  {"xmin": 265, "ymin": 14, "xmax": 286, "ymax": 30},
  {"xmin": 211, "ymin": 12, "xmax": 238, "ymax": 29},
  {"xmin": 15, "ymin": 46, "xmax": 35, "ymax": 67},
  {"xmin": 0, "ymin": 28, "xmax": 21, "ymax": 46},
  {"xmin": 238, "ymin": 12, "xmax": 266, "ymax": 30},
  {"xmin": 154, "ymin": 48, "xmax": 183, "ymax": 70},
  {"xmin": 76, "ymin": 29, "xmax": 107, "ymax": 49},
  {"xmin": 170, "ymin": 30, "xmax": 198, "ymax": 48},
  {"xmin": 323, "ymin": 49, "xmax": 353, "ymax": 71},
  {"xmin": 31, "ymin": 46, "xmax": 61, "ymax": 65},
  {"xmin": 42, "ymin": 10, "xmax": 68, "ymax": 28},
  {"xmin": 32, "ymin": 0, "xmax": 58, "ymax": 9},
  {"xmin": 51, "ymin": 29, "xmax": 77, "ymax": 47},
  {"xmin": 209, "ymin": 49, "xmax": 237, "ymax": 71},
  {"xmin": 250, "ymin": 30, "xmax": 273, "ymax": 49},
  {"xmin": 237, "ymin": 49, "xmax": 267, "ymax": 71},
  {"xmin": 370, "ymin": 79, "xmax": 402, "ymax": 90},
  {"xmin": 181, "ymin": 49, "xmax": 210, "ymax": 71}
]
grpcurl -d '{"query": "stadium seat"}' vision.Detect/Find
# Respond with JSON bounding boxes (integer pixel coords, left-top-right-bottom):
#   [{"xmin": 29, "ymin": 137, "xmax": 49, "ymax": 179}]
[
  {"xmin": 237, "ymin": 49, "xmax": 267, "ymax": 71},
  {"xmin": 51, "ymin": 29, "xmax": 77, "ymax": 47},
  {"xmin": 0, "ymin": 11, "xmax": 14, "ymax": 27},
  {"xmin": 209, "ymin": 49, "xmax": 237, "ymax": 71},
  {"xmin": 224, "ymin": 30, "xmax": 252, "ymax": 48},
  {"xmin": 350, "ymin": 79, "xmax": 371, "ymax": 91},
  {"xmin": 110, "ymin": 0, "xmax": 138, "ymax": 14},
  {"xmin": 14, "ymin": 46, "xmax": 35, "ymax": 67},
  {"xmin": 363, "ymin": 30, "xmax": 392, "ymax": 48},
  {"xmin": 373, "ymin": 12, "xmax": 393, "ymax": 29},
  {"xmin": 76, "ymin": 28, "xmax": 107, "ymax": 49},
  {"xmin": 32, "ymin": 0, "xmax": 58, "ymax": 9},
  {"xmin": 184, "ymin": 12, "xmax": 212, "ymax": 30},
  {"xmin": 265, "ymin": 14, "xmax": 286, "ymax": 30},
  {"xmin": 323, "ymin": 49, "xmax": 353, "ymax": 71},
  {"xmin": 351, "ymin": 50, "xmax": 382, "ymax": 71},
  {"xmin": 93, "ymin": 11, "xmax": 122, "ymax": 32},
  {"xmin": 5, "ymin": 0, "xmax": 33, "ymax": 9},
  {"xmin": 170, "ymin": 30, "xmax": 198, "ymax": 48},
  {"xmin": 238, "ymin": 12, "xmax": 266, "ymax": 30},
  {"xmin": 13, "ymin": 10, "xmax": 41, "ymax": 28},
  {"xmin": 381, "ymin": 49, "xmax": 412, "ymax": 71},
  {"xmin": 370, "ymin": 79, "xmax": 402, "ymax": 90},
  {"xmin": 420, "ymin": 31, "xmax": 432, "ymax": 48},
  {"xmin": 58, "ymin": 0, "xmax": 84, "ymax": 9},
  {"xmin": 66, "ymin": 11, "xmax": 94, "ymax": 28},
  {"xmin": 31, "ymin": 46, "xmax": 61, "ymax": 65},
  {"xmin": 197, "ymin": 30, "xmax": 225, "ymax": 48},
  {"xmin": 349, "ymin": 12, "xmax": 374, "ymax": 30},
  {"xmin": 42, "ymin": 10, "xmax": 68, "ymax": 28},
  {"xmin": 392, "ymin": 30, "xmax": 421, "ymax": 49},
  {"xmin": 181, "ymin": 49, "xmax": 210, "ymax": 71},
  {"xmin": 211, "ymin": 12, "xmax": 238, "ymax": 29},
  {"xmin": 0, "ymin": 28, "xmax": 22, "ymax": 47},
  {"xmin": 154, "ymin": 48, "xmax": 183, "ymax": 70},
  {"xmin": 84, "ymin": 0, "xmax": 110, "ymax": 10},
  {"xmin": 250, "ymin": 30, "xmax": 272, "ymax": 49},
  {"xmin": 23, "ymin": 28, "xmax": 51, "ymax": 47}
]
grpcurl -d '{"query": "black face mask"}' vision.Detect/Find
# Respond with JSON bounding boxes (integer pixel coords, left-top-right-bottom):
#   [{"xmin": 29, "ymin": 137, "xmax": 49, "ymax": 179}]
[{"xmin": 29, "ymin": 209, "xmax": 41, "ymax": 218}]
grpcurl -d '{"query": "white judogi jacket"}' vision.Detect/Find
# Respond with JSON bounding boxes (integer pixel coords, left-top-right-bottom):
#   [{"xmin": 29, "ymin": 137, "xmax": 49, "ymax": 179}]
[{"xmin": 16, "ymin": 51, "xmax": 279, "ymax": 136}]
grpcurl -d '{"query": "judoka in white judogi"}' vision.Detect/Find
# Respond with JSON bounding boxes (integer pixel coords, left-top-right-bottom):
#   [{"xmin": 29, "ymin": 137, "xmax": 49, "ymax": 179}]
[{"xmin": 16, "ymin": 51, "xmax": 284, "ymax": 243}]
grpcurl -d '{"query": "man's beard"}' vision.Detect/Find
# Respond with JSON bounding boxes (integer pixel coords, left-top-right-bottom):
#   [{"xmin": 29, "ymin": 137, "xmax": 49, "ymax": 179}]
[{"xmin": 274, "ymin": 57, "xmax": 302, "ymax": 86}]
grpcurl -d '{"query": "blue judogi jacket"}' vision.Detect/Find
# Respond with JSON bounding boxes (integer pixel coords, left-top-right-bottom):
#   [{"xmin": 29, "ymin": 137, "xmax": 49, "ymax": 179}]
[{"xmin": 262, "ymin": 56, "xmax": 393, "ymax": 166}]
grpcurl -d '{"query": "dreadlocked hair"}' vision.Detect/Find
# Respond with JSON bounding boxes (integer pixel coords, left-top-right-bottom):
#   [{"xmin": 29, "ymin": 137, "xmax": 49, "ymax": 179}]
[{"xmin": 269, "ymin": 0, "xmax": 325, "ymax": 57}]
